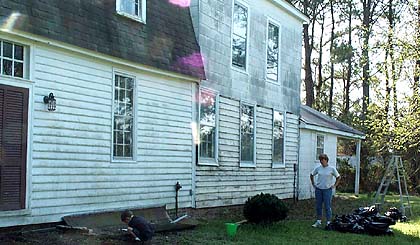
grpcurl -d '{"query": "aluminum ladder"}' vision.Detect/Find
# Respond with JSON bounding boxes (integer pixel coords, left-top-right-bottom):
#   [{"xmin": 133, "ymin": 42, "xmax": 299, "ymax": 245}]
[{"xmin": 373, "ymin": 155, "xmax": 412, "ymax": 216}]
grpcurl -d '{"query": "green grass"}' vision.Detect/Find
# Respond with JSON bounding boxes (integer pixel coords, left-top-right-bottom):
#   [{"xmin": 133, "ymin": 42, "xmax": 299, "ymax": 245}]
[{"xmin": 174, "ymin": 193, "xmax": 420, "ymax": 245}]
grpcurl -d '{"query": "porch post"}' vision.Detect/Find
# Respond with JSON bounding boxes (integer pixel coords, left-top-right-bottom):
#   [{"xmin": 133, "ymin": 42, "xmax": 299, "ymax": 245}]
[{"xmin": 355, "ymin": 139, "xmax": 361, "ymax": 195}]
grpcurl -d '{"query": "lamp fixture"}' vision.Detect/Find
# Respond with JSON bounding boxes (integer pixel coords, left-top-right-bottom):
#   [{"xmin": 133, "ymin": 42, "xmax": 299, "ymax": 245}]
[{"xmin": 43, "ymin": 92, "xmax": 56, "ymax": 111}]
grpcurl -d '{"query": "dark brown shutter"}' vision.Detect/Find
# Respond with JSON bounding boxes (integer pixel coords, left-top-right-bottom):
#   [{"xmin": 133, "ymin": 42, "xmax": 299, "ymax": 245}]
[{"xmin": 0, "ymin": 84, "xmax": 28, "ymax": 211}]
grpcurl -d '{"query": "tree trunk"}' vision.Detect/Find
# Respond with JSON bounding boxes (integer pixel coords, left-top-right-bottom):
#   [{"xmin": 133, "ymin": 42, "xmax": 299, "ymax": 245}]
[
  {"xmin": 328, "ymin": 0, "xmax": 335, "ymax": 116},
  {"xmin": 303, "ymin": 0, "xmax": 314, "ymax": 107},
  {"xmin": 345, "ymin": 0, "xmax": 353, "ymax": 115},
  {"xmin": 361, "ymin": 0, "xmax": 372, "ymax": 119},
  {"xmin": 316, "ymin": 13, "xmax": 325, "ymax": 110}
]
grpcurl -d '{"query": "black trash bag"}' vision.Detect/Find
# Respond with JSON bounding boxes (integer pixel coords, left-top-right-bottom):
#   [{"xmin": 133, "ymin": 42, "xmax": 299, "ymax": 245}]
[
  {"xmin": 384, "ymin": 207, "xmax": 407, "ymax": 222},
  {"xmin": 354, "ymin": 206, "xmax": 378, "ymax": 217},
  {"xmin": 371, "ymin": 215, "xmax": 396, "ymax": 226},
  {"xmin": 364, "ymin": 222, "xmax": 394, "ymax": 236}
]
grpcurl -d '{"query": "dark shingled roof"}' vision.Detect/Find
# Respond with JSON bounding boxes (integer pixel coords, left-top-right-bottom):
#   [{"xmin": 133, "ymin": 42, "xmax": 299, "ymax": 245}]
[
  {"xmin": 300, "ymin": 105, "xmax": 365, "ymax": 137},
  {"xmin": 0, "ymin": 0, "xmax": 205, "ymax": 79}
]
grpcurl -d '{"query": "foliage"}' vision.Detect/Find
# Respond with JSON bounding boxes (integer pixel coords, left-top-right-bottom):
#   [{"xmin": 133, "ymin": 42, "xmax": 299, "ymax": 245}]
[
  {"xmin": 243, "ymin": 193, "xmax": 288, "ymax": 224},
  {"xmin": 416, "ymin": 185, "xmax": 420, "ymax": 195},
  {"xmin": 336, "ymin": 158, "xmax": 355, "ymax": 193}
]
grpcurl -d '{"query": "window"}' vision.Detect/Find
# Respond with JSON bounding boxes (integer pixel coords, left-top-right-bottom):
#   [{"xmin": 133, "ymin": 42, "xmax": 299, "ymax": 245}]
[
  {"xmin": 240, "ymin": 103, "xmax": 255, "ymax": 166},
  {"xmin": 1, "ymin": 40, "xmax": 25, "ymax": 78},
  {"xmin": 113, "ymin": 74, "xmax": 135, "ymax": 160},
  {"xmin": 272, "ymin": 110, "xmax": 285, "ymax": 167},
  {"xmin": 266, "ymin": 22, "xmax": 280, "ymax": 81},
  {"xmin": 116, "ymin": 0, "xmax": 146, "ymax": 23},
  {"xmin": 199, "ymin": 88, "xmax": 218, "ymax": 164},
  {"xmin": 316, "ymin": 134, "xmax": 325, "ymax": 160},
  {"xmin": 232, "ymin": 2, "xmax": 248, "ymax": 69}
]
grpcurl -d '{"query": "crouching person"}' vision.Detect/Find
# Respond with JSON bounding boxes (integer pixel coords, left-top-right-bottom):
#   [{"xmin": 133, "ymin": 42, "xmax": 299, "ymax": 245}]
[{"xmin": 121, "ymin": 210, "xmax": 154, "ymax": 244}]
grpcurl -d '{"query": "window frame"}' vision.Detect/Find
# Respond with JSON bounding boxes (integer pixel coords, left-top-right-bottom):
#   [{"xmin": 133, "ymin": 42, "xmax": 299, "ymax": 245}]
[
  {"xmin": 0, "ymin": 40, "xmax": 28, "ymax": 79},
  {"xmin": 116, "ymin": 0, "xmax": 147, "ymax": 23},
  {"xmin": 239, "ymin": 101, "xmax": 256, "ymax": 168},
  {"xmin": 315, "ymin": 134, "xmax": 325, "ymax": 161},
  {"xmin": 231, "ymin": 0, "xmax": 250, "ymax": 73},
  {"xmin": 272, "ymin": 109, "xmax": 286, "ymax": 168},
  {"xmin": 265, "ymin": 18, "xmax": 281, "ymax": 83},
  {"xmin": 111, "ymin": 70, "xmax": 137, "ymax": 163},
  {"xmin": 198, "ymin": 87, "xmax": 219, "ymax": 166}
]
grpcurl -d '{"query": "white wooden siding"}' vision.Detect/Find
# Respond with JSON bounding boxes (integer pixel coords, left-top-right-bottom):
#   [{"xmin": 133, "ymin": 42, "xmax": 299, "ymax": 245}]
[
  {"xmin": 0, "ymin": 44, "xmax": 195, "ymax": 227},
  {"xmin": 298, "ymin": 129, "xmax": 338, "ymax": 200},
  {"xmin": 195, "ymin": 96, "xmax": 299, "ymax": 208}
]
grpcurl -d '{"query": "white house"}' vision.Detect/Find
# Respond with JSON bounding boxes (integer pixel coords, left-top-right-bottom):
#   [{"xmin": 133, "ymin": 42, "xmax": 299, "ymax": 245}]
[
  {"xmin": 189, "ymin": 0, "xmax": 308, "ymax": 208},
  {"xmin": 298, "ymin": 105, "xmax": 365, "ymax": 200},
  {"xmin": 0, "ymin": 0, "xmax": 205, "ymax": 227}
]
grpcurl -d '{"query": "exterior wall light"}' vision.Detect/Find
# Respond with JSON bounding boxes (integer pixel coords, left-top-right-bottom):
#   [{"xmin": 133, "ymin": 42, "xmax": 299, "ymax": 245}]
[{"xmin": 43, "ymin": 93, "xmax": 56, "ymax": 111}]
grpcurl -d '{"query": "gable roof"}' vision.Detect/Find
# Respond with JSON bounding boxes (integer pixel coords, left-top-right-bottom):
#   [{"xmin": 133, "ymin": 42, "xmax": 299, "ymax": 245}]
[
  {"xmin": 0, "ymin": 0, "xmax": 205, "ymax": 79},
  {"xmin": 300, "ymin": 105, "xmax": 365, "ymax": 139}
]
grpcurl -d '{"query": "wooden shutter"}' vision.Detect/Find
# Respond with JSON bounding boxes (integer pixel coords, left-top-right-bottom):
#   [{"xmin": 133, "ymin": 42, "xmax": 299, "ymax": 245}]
[{"xmin": 0, "ymin": 84, "xmax": 28, "ymax": 211}]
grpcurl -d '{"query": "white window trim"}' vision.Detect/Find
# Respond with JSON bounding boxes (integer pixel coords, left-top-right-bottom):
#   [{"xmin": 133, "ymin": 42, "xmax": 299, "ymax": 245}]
[
  {"xmin": 231, "ymin": 0, "xmax": 250, "ymax": 73},
  {"xmin": 198, "ymin": 87, "xmax": 219, "ymax": 166},
  {"xmin": 0, "ymin": 39, "xmax": 29, "ymax": 79},
  {"xmin": 272, "ymin": 109, "xmax": 286, "ymax": 168},
  {"xmin": 315, "ymin": 133, "xmax": 325, "ymax": 161},
  {"xmin": 239, "ymin": 101, "xmax": 256, "ymax": 168},
  {"xmin": 111, "ymin": 69, "xmax": 137, "ymax": 163},
  {"xmin": 265, "ymin": 18, "xmax": 282, "ymax": 83},
  {"xmin": 116, "ymin": 0, "xmax": 147, "ymax": 24}
]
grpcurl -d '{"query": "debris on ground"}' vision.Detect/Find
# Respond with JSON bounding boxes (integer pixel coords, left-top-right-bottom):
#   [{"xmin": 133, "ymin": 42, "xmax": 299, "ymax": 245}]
[{"xmin": 326, "ymin": 206, "xmax": 406, "ymax": 235}]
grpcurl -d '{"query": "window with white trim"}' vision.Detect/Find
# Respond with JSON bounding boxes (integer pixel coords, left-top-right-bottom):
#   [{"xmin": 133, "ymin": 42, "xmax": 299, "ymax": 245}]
[
  {"xmin": 266, "ymin": 22, "xmax": 280, "ymax": 81},
  {"xmin": 272, "ymin": 110, "xmax": 285, "ymax": 166},
  {"xmin": 1, "ymin": 40, "xmax": 25, "ymax": 78},
  {"xmin": 113, "ymin": 74, "xmax": 135, "ymax": 159},
  {"xmin": 232, "ymin": 1, "xmax": 248, "ymax": 69},
  {"xmin": 116, "ymin": 0, "xmax": 146, "ymax": 23},
  {"xmin": 199, "ymin": 88, "xmax": 218, "ymax": 164},
  {"xmin": 240, "ymin": 103, "xmax": 255, "ymax": 165},
  {"xmin": 316, "ymin": 134, "xmax": 325, "ymax": 160}
]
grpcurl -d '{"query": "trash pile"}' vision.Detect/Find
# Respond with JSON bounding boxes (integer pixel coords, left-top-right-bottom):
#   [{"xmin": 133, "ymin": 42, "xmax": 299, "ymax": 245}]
[{"xmin": 326, "ymin": 206, "xmax": 407, "ymax": 235}]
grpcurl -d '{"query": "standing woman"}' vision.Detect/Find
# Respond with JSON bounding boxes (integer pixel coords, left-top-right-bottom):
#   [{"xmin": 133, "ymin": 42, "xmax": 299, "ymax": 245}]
[{"xmin": 310, "ymin": 153, "xmax": 341, "ymax": 228}]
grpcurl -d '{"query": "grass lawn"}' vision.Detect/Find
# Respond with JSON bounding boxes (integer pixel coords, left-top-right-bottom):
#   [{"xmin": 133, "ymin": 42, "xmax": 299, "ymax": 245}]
[{"xmin": 175, "ymin": 193, "xmax": 420, "ymax": 245}]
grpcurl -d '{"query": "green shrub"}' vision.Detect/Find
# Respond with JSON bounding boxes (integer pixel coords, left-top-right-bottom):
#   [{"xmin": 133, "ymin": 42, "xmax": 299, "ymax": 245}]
[
  {"xmin": 337, "ymin": 158, "xmax": 355, "ymax": 192},
  {"xmin": 243, "ymin": 193, "xmax": 288, "ymax": 224},
  {"xmin": 415, "ymin": 185, "xmax": 420, "ymax": 195}
]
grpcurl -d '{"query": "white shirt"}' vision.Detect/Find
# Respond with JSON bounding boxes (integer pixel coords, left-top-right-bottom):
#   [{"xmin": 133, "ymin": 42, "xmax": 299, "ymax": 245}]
[{"xmin": 311, "ymin": 165, "xmax": 340, "ymax": 189}]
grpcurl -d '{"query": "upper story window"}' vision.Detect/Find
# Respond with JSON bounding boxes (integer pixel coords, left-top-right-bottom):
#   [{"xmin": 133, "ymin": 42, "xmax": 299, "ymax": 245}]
[
  {"xmin": 116, "ymin": 0, "xmax": 146, "ymax": 23},
  {"xmin": 199, "ymin": 88, "xmax": 219, "ymax": 165},
  {"xmin": 316, "ymin": 134, "xmax": 325, "ymax": 160},
  {"xmin": 272, "ymin": 110, "xmax": 285, "ymax": 167},
  {"xmin": 232, "ymin": 2, "xmax": 248, "ymax": 70},
  {"xmin": 113, "ymin": 73, "xmax": 135, "ymax": 160},
  {"xmin": 240, "ymin": 103, "xmax": 256, "ymax": 166},
  {"xmin": 266, "ymin": 21, "xmax": 280, "ymax": 81},
  {"xmin": 1, "ymin": 40, "xmax": 25, "ymax": 78}
]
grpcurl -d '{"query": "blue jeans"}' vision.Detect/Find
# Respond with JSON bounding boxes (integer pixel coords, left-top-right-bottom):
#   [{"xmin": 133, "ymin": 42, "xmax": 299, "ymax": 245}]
[{"xmin": 315, "ymin": 187, "xmax": 333, "ymax": 220}]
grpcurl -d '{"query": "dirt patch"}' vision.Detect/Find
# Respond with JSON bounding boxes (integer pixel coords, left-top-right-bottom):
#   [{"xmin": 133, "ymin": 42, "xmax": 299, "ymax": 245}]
[{"xmin": 0, "ymin": 196, "xmax": 368, "ymax": 244}]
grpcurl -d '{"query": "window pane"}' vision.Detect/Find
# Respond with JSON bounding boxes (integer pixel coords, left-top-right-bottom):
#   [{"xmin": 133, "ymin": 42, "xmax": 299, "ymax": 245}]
[
  {"xmin": 273, "ymin": 111, "xmax": 284, "ymax": 163},
  {"xmin": 241, "ymin": 104, "xmax": 254, "ymax": 162},
  {"xmin": 113, "ymin": 74, "xmax": 134, "ymax": 158},
  {"xmin": 232, "ymin": 35, "xmax": 246, "ymax": 68},
  {"xmin": 119, "ymin": 0, "xmax": 140, "ymax": 16},
  {"xmin": 200, "ymin": 125, "xmax": 215, "ymax": 158},
  {"xmin": 232, "ymin": 3, "xmax": 247, "ymax": 69},
  {"xmin": 199, "ymin": 90, "xmax": 216, "ymax": 159},
  {"xmin": 14, "ymin": 45, "xmax": 23, "ymax": 60},
  {"xmin": 14, "ymin": 61, "xmax": 23, "ymax": 77},
  {"xmin": 2, "ymin": 59, "xmax": 12, "ymax": 75},
  {"xmin": 233, "ymin": 4, "xmax": 247, "ymax": 38},
  {"xmin": 3, "ymin": 42, "xmax": 12, "ymax": 58},
  {"xmin": 267, "ymin": 23, "xmax": 279, "ymax": 81}
]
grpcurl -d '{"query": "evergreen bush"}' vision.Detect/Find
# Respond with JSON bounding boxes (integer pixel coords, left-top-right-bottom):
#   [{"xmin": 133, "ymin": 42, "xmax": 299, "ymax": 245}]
[{"xmin": 243, "ymin": 193, "xmax": 288, "ymax": 224}]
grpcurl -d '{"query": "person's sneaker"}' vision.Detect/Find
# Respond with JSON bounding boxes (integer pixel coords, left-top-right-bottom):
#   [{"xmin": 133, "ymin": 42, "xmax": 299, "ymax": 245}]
[{"xmin": 311, "ymin": 220, "xmax": 322, "ymax": 228}]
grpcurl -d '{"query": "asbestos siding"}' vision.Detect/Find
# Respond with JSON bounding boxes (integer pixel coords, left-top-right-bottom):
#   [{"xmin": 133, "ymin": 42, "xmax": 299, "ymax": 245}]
[
  {"xmin": 195, "ymin": 96, "xmax": 299, "ymax": 208},
  {"xmin": 0, "ymin": 44, "xmax": 194, "ymax": 227}
]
